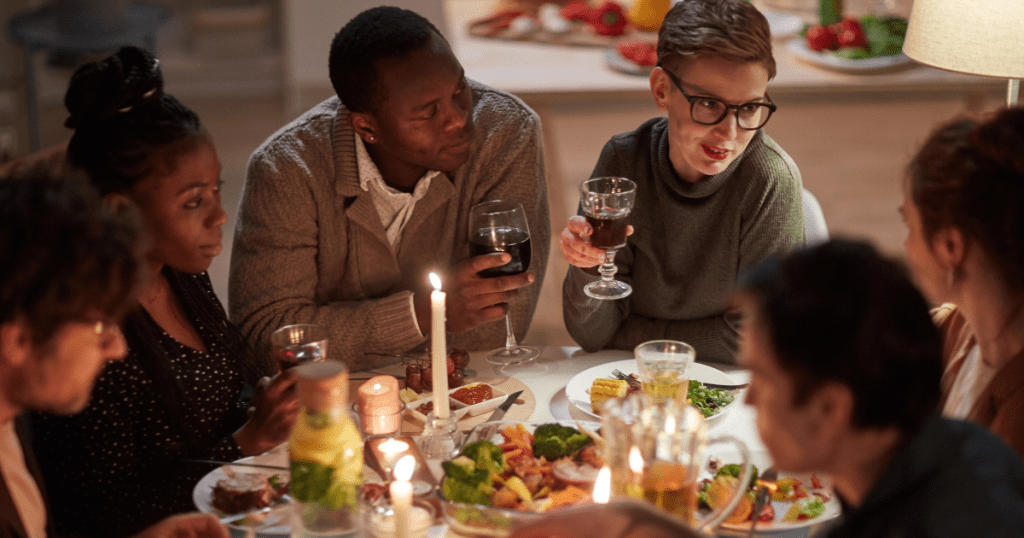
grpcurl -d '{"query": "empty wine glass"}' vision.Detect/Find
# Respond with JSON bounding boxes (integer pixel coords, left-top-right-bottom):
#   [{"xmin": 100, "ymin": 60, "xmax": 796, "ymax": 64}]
[
  {"xmin": 468, "ymin": 200, "xmax": 540, "ymax": 365},
  {"xmin": 580, "ymin": 177, "xmax": 637, "ymax": 300}
]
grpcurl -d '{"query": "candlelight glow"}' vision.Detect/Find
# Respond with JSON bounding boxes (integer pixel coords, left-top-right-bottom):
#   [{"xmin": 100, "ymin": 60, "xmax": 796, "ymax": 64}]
[
  {"xmin": 379, "ymin": 438, "xmax": 409, "ymax": 457},
  {"xmin": 429, "ymin": 272, "xmax": 442, "ymax": 291},
  {"xmin": 394, "ymin": 455, "xmax": 416, "ymax": 481},
  {"xmin": 629, "ymin": 446, "xmax": 644, "ymax": 473},
  {"xmin": 593, "ymin": 467, "xmax": 611, "ymax": 504}
]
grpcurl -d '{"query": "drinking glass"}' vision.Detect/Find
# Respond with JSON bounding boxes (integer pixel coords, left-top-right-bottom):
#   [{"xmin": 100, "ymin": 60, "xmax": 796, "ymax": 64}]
[
  {"xmin": 579, "ymin": 177, "xmax": 637, "ymax": 300},
  {"xmin": 270, "ymin": 323, "xmax": 328, "ymax": 372},
  {"xmin": 600, "ymin": 393, "xmax": 751, "ymax": 533},
  {"xmin": 635, "ymin": 340, "xmax": 697, "ymax": 401},
  {"xmin": 468, "ymin": 200, "xmax": 540, "ymax": 365}
]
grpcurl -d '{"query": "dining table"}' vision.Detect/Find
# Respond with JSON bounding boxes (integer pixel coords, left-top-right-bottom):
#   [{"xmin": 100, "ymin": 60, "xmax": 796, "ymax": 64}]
[
  {"xmin": 350, "ymin": 345, "xmax": 828, "ymax": 538},
  {"xmin": 217, "ymin": 345, "xmax": 831, "ymax": 538}
]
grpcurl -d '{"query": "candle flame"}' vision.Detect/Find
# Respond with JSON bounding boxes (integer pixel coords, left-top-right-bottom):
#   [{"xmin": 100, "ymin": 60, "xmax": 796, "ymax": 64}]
[
  {"xmin": 379, "ymin": 438, "xmax": 409, "ymax": 456},
  {"xmin": 394, "ymin": 455, "xmax": 416, "ymax": 482},
  {"xmin": 372, "ymin": 383, "xmax": 381, "ymax": 391},
  {"xmin": 629, "ymin": 446, "xmax": 644, "ymax": 473},
  {"xmin": 429, "ymin": 272, "xmax": 442, "ymax": 291},
  {"xmin": 593, "ymin": 467, "xmax": 611, "ymax": 504}
]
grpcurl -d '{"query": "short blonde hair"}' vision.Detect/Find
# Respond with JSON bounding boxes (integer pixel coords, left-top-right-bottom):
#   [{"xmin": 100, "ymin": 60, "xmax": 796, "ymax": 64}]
[{"xmin": 657, "ymin": 0, "xmax": 776, "ymax": 79}]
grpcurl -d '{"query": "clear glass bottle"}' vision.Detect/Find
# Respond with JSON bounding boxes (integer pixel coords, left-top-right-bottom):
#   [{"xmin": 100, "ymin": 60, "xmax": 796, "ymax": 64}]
[{"xmin": 290, "ymin": 361, "xmax": 363, "ymax": 536}]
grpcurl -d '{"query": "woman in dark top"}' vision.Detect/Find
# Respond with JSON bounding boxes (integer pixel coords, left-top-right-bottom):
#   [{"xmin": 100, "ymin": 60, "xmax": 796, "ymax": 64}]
[{"xmin": 30, "ymin": 47, "xmax": 299, "ymax": 538}]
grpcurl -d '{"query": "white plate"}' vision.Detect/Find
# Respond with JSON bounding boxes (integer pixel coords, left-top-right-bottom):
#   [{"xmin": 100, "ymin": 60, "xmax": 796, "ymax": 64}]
[
  {"xmin": 565, "ymin": 359, "xmax": 739, "ymax": 420},
  {"xmin": 698, "ymin": 449, "xmax": 842, "ymax": 532},
  {"xmin": 786, "ymin": 38, "xmax": 914, "ymax": 73},
  {"xmin": 604, "ymin": 47, "xmax": 655, "ymax": 77},
  {"xmin": 192, "ymin": 450, "xmax": 291, "ymax": 535},
  {"xmin": 762, "ymin": 9, "xmax": 803, "ymax": 40}
]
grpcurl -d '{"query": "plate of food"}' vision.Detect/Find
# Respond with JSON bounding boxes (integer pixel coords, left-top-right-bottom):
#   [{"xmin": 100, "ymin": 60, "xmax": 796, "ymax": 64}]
[
  {"xmin": 192, "ymin": 450, "xmax": 292, "ymax": 535},
  {"xmin": 698, "ymin": 449, "xmax": 842, "ymax": 532},
  {"xmin": 605, "ymin": 40, "xmax": 657, "ymax": 76},
  {"xmin": 565, "ymin": 359, "xmax": 740, "ymax": 420},
  {"xmin": 438, "ymin": 420, "xmax": 604, "ymax": 537},
  {"xmin": 788, "ymin": 14, "xmax": 914, "ymax": 73}
]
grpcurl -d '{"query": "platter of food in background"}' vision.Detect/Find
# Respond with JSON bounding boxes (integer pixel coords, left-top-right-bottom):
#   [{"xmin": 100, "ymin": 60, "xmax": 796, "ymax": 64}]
[{"xmin": 788, "ymin": 14, "xmax": 913, "ymax": 73}]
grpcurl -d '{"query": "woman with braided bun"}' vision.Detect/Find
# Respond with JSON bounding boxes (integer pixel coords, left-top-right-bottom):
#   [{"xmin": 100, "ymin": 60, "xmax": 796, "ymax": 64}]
[
  {"xmin": 30, "ymin": 47, "xmax": 298, "ymax": 538},
  {"xmin": 901, "ymin": 107, "xmax": 1024, "ymax": 458}
]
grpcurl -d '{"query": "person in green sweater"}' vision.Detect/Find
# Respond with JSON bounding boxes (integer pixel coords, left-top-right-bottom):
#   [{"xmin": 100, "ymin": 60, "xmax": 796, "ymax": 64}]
[{"xmin": 561, "ymin": 0, "xmax": 804, "ymax": 363}]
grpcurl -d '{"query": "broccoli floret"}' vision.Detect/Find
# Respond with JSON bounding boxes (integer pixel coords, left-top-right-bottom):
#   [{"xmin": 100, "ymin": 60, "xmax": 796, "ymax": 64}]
[
  {"xmin": 533, "ymin": 423, "xmax": 575, "ymax": 440},
  {"xmin": 442, "ymin": 476, "xmax": 493, "ymax": 506},
  {"xmin": 531, "ymin": 423, "xmax": 592, "ymax": 459},
  {"xmin": 716, "ymin": 464, "xmax": 759, "ymax": 489},
  {"xmin": 533, "ymin": 436, "xmax": 568, "ymax": 460},
  {"xmin": 564, "ymin": 432, "xmax": 593, "ymax": 455},
  {"xmin": 461, "ymin": 440, "xmax": 503, "ymax": 474},
  {"xmin": 442, "ymin": 456, "xmax": 489, "ymax": 484}
]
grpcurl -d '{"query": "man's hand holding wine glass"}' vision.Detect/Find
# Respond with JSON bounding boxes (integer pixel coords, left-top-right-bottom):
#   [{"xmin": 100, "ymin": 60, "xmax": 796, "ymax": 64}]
[{"xmin": 414, "ymin": 252, "xmax": 536, "ymax": 333}]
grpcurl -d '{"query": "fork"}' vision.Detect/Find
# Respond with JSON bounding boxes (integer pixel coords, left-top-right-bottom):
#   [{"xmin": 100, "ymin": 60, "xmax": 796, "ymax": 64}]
[{"xmin": 749, "ymin": 468, "xmax": 778, "ymax": 537}]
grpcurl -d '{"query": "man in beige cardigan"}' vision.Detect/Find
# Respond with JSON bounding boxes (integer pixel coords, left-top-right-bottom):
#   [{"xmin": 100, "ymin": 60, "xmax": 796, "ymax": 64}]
[{"xmin": 229, "ymin": 7, "xmax": 550, "ymax": 370}]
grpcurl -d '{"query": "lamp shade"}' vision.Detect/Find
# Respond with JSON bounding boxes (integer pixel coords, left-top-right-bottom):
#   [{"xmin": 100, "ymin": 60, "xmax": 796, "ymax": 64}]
[{"xmin": 903, "ymin": 0, "xmax": 1024, "ymax": 79}]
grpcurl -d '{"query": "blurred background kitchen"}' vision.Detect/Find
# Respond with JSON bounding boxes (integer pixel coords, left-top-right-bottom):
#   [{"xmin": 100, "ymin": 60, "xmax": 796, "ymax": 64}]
[{"xmin": 0, "ymin": 0, "xmax": 1007, "ymax": 348}]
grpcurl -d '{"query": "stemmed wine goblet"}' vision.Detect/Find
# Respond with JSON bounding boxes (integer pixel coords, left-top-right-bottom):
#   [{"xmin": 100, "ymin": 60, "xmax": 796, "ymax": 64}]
[
  {"xmin": 580, "ymin": 177, "xmax": 637, "ymax": 300},
  {"xmin": 468, "ymin": 200, "xmax": 540, "ymax": 365}
]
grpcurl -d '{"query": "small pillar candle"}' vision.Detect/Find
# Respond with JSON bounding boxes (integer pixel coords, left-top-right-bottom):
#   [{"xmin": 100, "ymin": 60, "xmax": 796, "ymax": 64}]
[
  {"xmin": 356, "ymin": 375, "xmax": 402, "ymax": 435},
  {"xmin": 428, "ymin": 273, "xmax": 450, "ymax": 419}
]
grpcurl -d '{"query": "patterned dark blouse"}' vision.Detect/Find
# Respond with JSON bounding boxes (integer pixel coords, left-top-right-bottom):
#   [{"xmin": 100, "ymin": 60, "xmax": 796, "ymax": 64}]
[{"xmin": 30, "ymin": 271, "xmax": 250, "ymax": 538}]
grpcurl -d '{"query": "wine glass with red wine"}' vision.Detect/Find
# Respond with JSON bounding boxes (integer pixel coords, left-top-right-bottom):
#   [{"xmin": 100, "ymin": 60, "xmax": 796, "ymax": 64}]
[
  {"xmin": 579, "ymin": 177, "xmax": 637, "ymax": 300},
  {"xmin": 468, "ymin": 200, "xmax": 540, "ymax": 365}
]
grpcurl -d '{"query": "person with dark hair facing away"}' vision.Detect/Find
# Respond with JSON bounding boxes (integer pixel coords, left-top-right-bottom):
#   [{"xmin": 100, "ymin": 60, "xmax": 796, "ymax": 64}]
[
  {"xmin": 229, "ymin": 6, "xmax": 550, "ymax": 369},
  {"xmin": 0, "ymin": 168, "xmax": 228, "ymax": 538},
  {"xmin": 561, "ymin": 0, "xmax": 803, "ymax": 363},
  {"xmin": 512, "ymin": 239, "xmax": 1024, "ymax": 538},
  {"xmin": 900, "ymin": 107, "xmax": 1024, "ymax": 458},
  {"xmin": 30, "ymin": 47, "xmax": 298, "ymax": 538}
]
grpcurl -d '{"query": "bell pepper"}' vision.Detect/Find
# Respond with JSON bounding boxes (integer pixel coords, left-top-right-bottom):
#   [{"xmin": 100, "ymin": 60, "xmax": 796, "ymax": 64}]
[{"xmin": 591, "ymin": 1, "xmax": 627, "ymax": 36}]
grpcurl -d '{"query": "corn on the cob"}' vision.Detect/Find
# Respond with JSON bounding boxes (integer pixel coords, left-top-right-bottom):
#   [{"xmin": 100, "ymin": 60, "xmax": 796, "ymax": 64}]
[{"xmin": 590, "ymin": 378, "xmax": 628, "ymax": 413}]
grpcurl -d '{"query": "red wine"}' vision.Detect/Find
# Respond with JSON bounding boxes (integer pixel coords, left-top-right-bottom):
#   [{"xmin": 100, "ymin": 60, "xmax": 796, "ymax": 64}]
[
  {"xmin": 470, "ymin": 227, "xmax": 532, "ymax": 277},
  {"xmin": 586, "ymin": 210, "xmax": 629, "ymax": 249}
]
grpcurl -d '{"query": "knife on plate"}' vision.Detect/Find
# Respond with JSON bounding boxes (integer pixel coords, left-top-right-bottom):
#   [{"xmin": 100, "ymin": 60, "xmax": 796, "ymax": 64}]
[{"xmin": 469, "ymin": 390, "xmax": 523, "ymax": 441}]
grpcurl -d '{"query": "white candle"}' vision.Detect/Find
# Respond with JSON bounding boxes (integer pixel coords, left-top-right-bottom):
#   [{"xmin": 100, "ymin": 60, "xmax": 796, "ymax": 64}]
[
  {"xmin": 391, "ymin": 455, "xmax": 416, "ymax": 538},
  {"xmin": 428, "ymin": 273, "xmax": 450, "ymax": 419},
  {"xmin": 593, "ymin": 466, "xmax": 611, "ymax": 504}
]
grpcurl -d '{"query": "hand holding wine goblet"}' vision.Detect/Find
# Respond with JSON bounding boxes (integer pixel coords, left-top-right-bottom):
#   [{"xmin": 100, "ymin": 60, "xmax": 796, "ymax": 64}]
[
  {"xmin": 560, "ymin": 215, "xmax": 635, "ymax": 268},
  {"xmin": 468, "ymin": 200, "xmax": 540, "ymax": 365},
  {"xmin": 578, "ymin": 177, "xmax": 637, "ymax": 300}
]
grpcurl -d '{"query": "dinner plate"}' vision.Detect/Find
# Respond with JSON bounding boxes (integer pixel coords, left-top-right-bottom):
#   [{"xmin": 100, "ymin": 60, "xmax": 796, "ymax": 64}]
[
  {"xmin": 604, "ymin": 47, "xmax": 655, "ymax": 77},
  {"xmin": 786, "ymin": 38, "xmax": 914, "ymax": 73},
  {"xmin": 698, "ymin": 449, "xmax": 842, "ymax": 532},
  {"xmin": 564, "ymin": 359, "xmax": 739, "ymax": 420},
  {"xmin": 192, "ymin": 449, "xmax": 291, "ymax": 535}
]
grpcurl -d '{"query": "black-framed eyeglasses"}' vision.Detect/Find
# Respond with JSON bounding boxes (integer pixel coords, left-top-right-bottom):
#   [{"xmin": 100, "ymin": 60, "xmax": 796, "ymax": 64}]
[{"xmin": 661, "ymin": 67, "xmax": 777, "ymax": 131}]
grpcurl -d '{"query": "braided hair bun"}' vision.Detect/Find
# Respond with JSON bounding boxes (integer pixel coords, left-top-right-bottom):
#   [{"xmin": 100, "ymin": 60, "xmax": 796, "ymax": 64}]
[
  {"xmin": 64, "ymin": 46, "xmax": 202, "ymax": 195},
  {"xmin": 64, "ymin": 46, "xmax": 164, "ymax": 130}
]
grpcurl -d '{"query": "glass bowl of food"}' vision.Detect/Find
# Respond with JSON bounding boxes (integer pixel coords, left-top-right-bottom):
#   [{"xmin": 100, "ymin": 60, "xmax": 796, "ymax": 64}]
[{"xmin": 436, "ymin": 420, "xmax": 604, "ymax": 537}]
